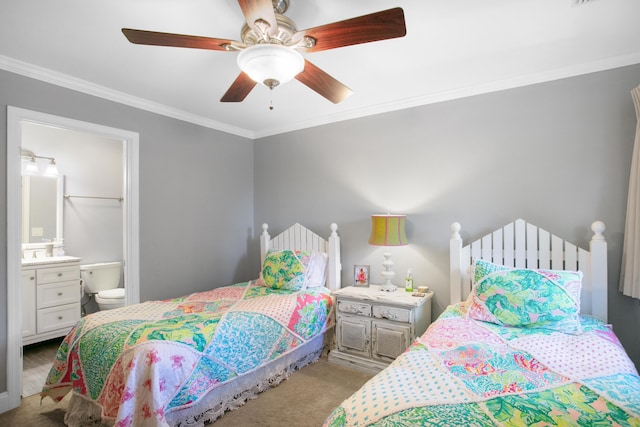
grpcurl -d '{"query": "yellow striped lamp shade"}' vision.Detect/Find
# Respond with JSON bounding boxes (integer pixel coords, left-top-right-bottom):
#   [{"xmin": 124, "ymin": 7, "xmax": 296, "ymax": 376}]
[{"xmin": 368, "ymin": 214, "xmax": 408, "ymax": 246}]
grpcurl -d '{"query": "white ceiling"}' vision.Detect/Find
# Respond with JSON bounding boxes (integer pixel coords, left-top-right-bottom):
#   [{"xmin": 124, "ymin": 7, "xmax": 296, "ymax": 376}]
[{"xmin": 1, "ymin": 0, "xmax": 639, "ymax": 139}]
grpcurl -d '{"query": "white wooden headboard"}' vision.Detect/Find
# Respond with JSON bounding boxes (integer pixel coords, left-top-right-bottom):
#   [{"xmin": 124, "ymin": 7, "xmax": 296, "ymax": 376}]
[
  {"xmin": 449, "ymin": 219, "xmax": 608, "ymax": 322},
  {"xmin": 260, "ymin": 223, "xmax": 342, "ymax": 291}
]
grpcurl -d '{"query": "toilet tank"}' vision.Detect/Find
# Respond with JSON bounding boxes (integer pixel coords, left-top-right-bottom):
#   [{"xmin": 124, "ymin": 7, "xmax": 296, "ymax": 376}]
[{"xmin": 80, "ymin": 262, "xmax": 122, "ymax": 294}]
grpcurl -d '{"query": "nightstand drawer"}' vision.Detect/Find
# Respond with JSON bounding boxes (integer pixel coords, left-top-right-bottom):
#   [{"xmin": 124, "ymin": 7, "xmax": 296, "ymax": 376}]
[
  {"xmin": 337, "ymin": 300, "xmax": 371, "ymax": 317},
  {"xmin": 373, "ymin": 305, "xmax": 411, "ymax": 323}
]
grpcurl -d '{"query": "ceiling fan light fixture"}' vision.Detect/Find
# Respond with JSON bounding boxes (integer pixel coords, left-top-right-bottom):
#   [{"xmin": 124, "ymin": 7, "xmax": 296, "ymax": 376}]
[{"xmin": 237, "ymin": 44, "xmax": 304, "ymax": 88}]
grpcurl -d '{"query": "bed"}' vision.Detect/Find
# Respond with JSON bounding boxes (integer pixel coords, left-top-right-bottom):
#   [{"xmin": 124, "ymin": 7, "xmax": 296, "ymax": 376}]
[
  {"xmin": 324, "ymin": 219, "xmax": 640, "ymax": 427},
  {"xmin": 41, "ymin": 222, "xmax": 342, "ymax": 427}
]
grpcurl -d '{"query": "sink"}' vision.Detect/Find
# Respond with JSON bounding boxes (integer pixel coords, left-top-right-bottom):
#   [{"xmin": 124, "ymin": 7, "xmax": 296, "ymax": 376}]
[{"xmin": 22, "ymin": 255, "xmax": 81, "ymax": 266}]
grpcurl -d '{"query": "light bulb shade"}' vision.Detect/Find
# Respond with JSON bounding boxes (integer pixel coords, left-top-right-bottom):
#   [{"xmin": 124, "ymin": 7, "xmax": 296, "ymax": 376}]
[
  {"xmin": 44, "ymin": 160, "xmax": 59, "ymax": 177},
  {"xmin": 22, "ymin": 158, "xmax": 39, "ymax": 176},
  {"xmin": 237, "ymin": 44, "xmax": 304, "ymax": 87},
  {"xmin": 368, "ymin": 214, "xmax": 408, "ymax": 246}
]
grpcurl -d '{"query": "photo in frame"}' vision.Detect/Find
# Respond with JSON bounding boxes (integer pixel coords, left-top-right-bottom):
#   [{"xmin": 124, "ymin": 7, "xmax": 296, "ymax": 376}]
[{"xmin": 354, "ymin": 265, "xmax": 370, "ymax": 287}]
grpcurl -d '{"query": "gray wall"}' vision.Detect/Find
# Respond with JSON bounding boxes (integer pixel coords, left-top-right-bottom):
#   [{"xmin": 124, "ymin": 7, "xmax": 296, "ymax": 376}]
[
  {"xmin": 0, "ymin": 69, "xmax": 256, "ymax": 392},
  {"xmin": 254, "ymin": 64, "xmax": 640, "ymax": 369}
]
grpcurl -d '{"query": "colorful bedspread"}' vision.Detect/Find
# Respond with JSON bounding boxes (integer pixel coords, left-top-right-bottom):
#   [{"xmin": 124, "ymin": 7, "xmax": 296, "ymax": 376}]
[
  {"xmin": 42, "ymin": 281, "xmax": 333, "ymax": 427},
  {"xmin": 324, "ymin": 303, "xmax": 640, "ymax": 427}
]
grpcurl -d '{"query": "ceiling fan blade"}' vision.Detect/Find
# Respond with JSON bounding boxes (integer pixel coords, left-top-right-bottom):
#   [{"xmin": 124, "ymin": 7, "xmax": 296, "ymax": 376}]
[
  {"xmin": 220, "ymin": 72, "xmax": 258, "ymax": 102},
  {"xmin": 295, "ymin": 60, "xmax": 353, "ymax": 104},
  {"xmin": 122, "ymin": 28, "xmax": 237, "ymax": 51},
  {"xmin": 237, "ymin": 0, "xmax": 278, "ymax": 36},
  {"xmin": 298, "ymin": 7, "xmax": 406, "ymax": 53}
]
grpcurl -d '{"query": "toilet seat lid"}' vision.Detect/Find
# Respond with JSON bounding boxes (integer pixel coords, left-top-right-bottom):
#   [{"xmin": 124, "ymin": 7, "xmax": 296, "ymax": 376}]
[{"xmin": 98, "ymin": 288, "xmax": 125, "ymax": 299}]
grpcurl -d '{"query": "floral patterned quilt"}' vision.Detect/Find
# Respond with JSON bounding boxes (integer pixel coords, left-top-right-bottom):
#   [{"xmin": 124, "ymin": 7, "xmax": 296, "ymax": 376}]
[
  {"xmin": 324, "ymin": 302, "xmax": 640, "ymax": 427},
  {"xmin": 41, "ymin": 281, "xmax": 333, "ymax": 427}
]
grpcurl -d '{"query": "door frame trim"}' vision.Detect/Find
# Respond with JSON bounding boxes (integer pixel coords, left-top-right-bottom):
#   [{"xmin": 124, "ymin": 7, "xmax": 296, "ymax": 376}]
[{"xmin": 3, "ymin": 106, "xmax": 140, "ymax": 411}]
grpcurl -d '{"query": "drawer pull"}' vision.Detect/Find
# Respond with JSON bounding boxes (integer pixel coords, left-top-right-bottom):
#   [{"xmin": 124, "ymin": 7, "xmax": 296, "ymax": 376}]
[
  {"xmin": 57, "ymin": 316, "xmax": 63, "ymax": 320},
  {"xmin": 344, "ymin": 305, "xmax": 365, "ymax": 315},
  {"xmin": 57, "ymin": 292, "xmax": 63, "ymax": 296},
  {"xmin": 58, "ymin": 273, "xmax": 63, "ymax": 277},
  {"xmin": 30, "ymin": 276, "xmax": 35, "ymax": 281},
  {"xmin": 380, "ymin": 310, "xmax": 398, "ymax": 320}
]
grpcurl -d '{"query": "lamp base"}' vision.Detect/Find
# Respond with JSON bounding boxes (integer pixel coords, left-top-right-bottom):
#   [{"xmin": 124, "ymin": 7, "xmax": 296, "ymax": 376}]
[
  {"xmin": 380, "ymin": 281, "xmax": 397, "ymax": 292},
  {"xmin": 379, "ymin": 251, "xmax": 397, "ymax": 292}
]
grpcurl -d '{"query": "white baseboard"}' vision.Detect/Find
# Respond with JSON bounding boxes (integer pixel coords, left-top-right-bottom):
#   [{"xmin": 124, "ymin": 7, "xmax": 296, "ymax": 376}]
[{"xmin": 0, "ymin": 391, "xmax": 13, "ymax": 414}]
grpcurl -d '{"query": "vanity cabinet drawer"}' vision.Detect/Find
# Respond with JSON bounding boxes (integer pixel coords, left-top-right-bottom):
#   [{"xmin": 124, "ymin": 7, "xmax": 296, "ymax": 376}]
[
  {"xmin": 36, "ymin": 303, "xmax": 81, "ymax": 334},
  {"xmin": 37, "ymin": 280, "xmax": 81, "ymax": 309},
  {"xmin": 37, "ymin": 265, "xmax": 80, "ymax": 284},
  {"xmin": 337, "ymin": 300, "xmax": 372, "ymax": 317},
  {"xmin": 373, "ymin": 305, "xmax": 412, "ymax": 323},
  {"xmin": 23, "ymin": 260, "xmax": 81, "ymax": 345}
]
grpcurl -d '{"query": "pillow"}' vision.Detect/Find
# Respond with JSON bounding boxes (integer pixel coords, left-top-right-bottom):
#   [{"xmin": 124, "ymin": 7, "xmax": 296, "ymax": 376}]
[
  {"xmin": 259, "ymin": 249, "xmax": 328, "ymax": 290},
  {"xmin": 304, "ymin": 251, "xmax": 328, "ymax": 288},
  {"xmin": 467, "ymin": 259, "xmax": 583, "ymax": 334}
]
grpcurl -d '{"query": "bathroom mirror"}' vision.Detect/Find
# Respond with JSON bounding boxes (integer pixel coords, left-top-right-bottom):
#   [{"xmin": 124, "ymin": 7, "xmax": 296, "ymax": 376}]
[{"xmin": 21, "ymin": 175, "xmax": 64, "ymax": 246}]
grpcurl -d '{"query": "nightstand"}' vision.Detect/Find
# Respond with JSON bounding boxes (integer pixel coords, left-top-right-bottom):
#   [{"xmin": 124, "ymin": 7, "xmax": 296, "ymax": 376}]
[{"xmin": 328, "ymin": 284, "xmax": 433, "ymax": 374}]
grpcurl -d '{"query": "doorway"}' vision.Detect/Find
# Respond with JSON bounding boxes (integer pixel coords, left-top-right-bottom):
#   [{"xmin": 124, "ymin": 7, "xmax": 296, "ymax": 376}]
[{"xmin": 4, "ymin": 106, "xmax": 140, "ymax": 411}]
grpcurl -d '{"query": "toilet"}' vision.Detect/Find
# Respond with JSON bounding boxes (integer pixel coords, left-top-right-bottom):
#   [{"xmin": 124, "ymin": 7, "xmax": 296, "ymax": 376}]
[{"xmin": 80, "ymin": 262, "xmax": 125, "ymax": 310}]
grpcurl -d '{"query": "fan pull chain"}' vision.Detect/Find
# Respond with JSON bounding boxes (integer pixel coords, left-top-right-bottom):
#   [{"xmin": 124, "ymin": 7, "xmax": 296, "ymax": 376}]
[{"xmin": 263, "ymin": 79, "xmax": 280, "ymax": 110}]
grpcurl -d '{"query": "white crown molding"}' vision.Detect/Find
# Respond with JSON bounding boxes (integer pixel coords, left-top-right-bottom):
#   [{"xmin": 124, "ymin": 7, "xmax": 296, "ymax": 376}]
[
  {"xmin": 0, "ymin": 55, "xmax": 254, "ymax": 139},
  {"xmin": 253, "ymin": 52, "xmax": 640, "ymax": 138},
  {"xmin": 2, "ymin": 52, "xmax": 640, "ymax": 140}
]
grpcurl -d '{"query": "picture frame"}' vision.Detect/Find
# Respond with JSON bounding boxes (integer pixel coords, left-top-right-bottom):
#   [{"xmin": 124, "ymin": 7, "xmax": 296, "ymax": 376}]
[{"xmin": 354, "ymin": 265, "xmax": 370, "ymax": 287}]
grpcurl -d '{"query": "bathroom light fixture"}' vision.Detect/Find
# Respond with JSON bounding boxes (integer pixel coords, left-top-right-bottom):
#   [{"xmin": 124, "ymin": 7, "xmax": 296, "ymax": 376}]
[
  {"xmin": 22, "ymin": 155, "xmax": 39, "ymax": 176},
  {"xmin": 237, "ymin": 44, "xmax": 304, "ymax": 89},
  {"xmin": 21, "ymin": 149, "xmax": 59, "ymax": 177},
  {"xmin": 44, "ymin": 158, "xmax": 59, "ymax": 177},
  {"xmin": 368, "ymin": 214, "xmax": 408, "ymax": 292}
]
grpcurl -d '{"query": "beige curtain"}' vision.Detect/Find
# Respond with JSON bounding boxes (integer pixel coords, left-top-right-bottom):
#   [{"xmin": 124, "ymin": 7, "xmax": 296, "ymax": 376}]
[{"xmin": 620, "ymin": 85, "xmax": 640, "ymax": 299}]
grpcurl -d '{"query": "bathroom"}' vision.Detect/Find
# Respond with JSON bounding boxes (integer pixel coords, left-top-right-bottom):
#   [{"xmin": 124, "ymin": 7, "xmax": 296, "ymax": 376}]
[
  {"xmin": 22, "ymin": 121, "xmax": 125, "ymax": 311},
  {"xmin": 20, "ymin": 121, "xmax": 124, "ymax": 395}
]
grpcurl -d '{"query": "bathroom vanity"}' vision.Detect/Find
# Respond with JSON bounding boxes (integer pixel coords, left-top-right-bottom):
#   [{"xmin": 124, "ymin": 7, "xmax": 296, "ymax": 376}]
[{"xmin": 21, "ymin": 256, "xmax": 81, "ymax": 345}]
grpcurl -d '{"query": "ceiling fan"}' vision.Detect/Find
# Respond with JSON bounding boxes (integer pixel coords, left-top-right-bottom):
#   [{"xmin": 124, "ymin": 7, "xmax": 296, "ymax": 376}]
[{"xmin": 122, "ymin": 0, "xmax": 406, "ymax": 104}]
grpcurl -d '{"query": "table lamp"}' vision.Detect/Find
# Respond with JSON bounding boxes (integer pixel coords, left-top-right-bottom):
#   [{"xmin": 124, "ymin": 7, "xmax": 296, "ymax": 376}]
[{"xmin": 368, "ymin": 214, "xmax": 408, "ymax": 292}]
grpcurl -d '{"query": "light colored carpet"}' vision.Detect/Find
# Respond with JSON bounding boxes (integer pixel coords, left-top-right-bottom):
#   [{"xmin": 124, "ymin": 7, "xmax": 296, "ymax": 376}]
[{"xmin": 0, "ymin": 355, "xmax": 373, "ymax": 426}]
